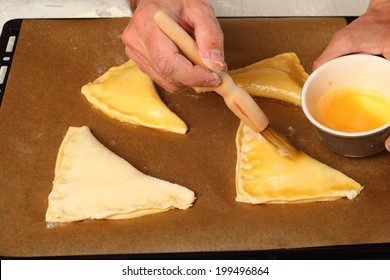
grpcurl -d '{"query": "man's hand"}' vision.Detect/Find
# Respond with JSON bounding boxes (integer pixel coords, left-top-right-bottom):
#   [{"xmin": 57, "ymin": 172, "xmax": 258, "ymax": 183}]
[
  {"xmin": 313, "ymin": 0, "xmax": 390, "ymax": 69},
  {"xmin": 122, "ymin": 0, "xmax": 226, "ymax": 92},
  {"xmin": 314, "ymin": 0, "xmax": 390, "ymax": 152}
]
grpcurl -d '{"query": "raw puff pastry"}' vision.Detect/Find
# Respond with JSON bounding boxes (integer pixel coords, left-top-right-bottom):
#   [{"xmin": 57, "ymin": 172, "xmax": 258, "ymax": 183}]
[
  {"xmin": 46, "ymin": 126, "xmax": 195, "ymax": 222},
  {"xmin": 81, "ymin": 60, "xmax": 188, "ymax": 134},
  {"xmin": 195, "ymin": 52, "xmax": 308, "ymax": 106},
  {"xmin": 235, "ymin": 122, "xmax": 364, "ymax": 204}
]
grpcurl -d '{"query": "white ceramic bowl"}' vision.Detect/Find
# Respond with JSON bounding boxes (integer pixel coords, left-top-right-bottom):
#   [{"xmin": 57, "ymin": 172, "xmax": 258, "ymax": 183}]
[{"xmin": 302, "ymin": 54, "xmax": 390, "ymax": 157}]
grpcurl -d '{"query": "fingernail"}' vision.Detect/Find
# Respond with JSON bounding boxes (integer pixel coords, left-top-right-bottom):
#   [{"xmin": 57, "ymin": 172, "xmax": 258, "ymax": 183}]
[
  {"xmin": 209, "ymin": 49, "xmax": 224, "ymax": 62},
  {"xmin": 202, "ymin": 49, "xmax": 227, "ymax": 71},
  {"xmin": 208, "ymin": 72, "xmax": 221, "ymax": 86},
  {"xmin": 201, "ymin": 72, "xmax": 221, "ymax": 88}
]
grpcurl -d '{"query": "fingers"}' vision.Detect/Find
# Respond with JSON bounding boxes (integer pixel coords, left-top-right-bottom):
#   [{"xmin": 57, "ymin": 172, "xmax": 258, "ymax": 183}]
[
  {"xmin": 313, "ymin": 30, "xmax": 354, "ymax": 70},
  {"xmin": 313, "ymin": 8, "xmax": 390, "ymax": 70},
  {"xmin": 386, "ymin": 137, "xmax": 390, "ymax": 152},
  {"xmin": 122, "ymin": 0, "xmax": 224, "ymax": 92},
  {"xmin": 126, "ymin": 32, "xmax": 220, "ymax": 93},
  {"xmin": 122, "ymin": 2, "xmax": 221, "ymax": 92},
  {"xmin": 125, "ymin": 45, "xmax": 186, "ymax": 92}
]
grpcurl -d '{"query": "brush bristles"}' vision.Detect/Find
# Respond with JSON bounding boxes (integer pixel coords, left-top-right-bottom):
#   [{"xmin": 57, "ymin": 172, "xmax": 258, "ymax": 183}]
[{"xmin": 261, "ymin": 127, "xmax": 300, "ymax": 159}]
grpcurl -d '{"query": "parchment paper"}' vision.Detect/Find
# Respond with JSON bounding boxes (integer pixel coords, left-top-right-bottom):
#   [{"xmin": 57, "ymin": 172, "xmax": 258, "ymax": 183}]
[{"xmin": 1, "ymin": 18, "xmax": 389, "ymax": 257}]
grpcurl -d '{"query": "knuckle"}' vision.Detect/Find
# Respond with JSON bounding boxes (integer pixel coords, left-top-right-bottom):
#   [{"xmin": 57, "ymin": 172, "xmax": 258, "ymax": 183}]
[
  {"xmin": 121, "ymin": 25, "xmax": 137, "ymax": 46},
  {"xmin": 154, "ymin": 55, "xmax": 175, "ymax": 78},
  {"xmin": 151, "ymin": 58, "xmax": 186, "ymax": 92},
  {"xmin": 202, "ymin": 25, "xmax": 223, "ymax": 41},
  {"xmin": 188, "ymin": 0, "xmax": 214, "ymax": 13},
  {"xmin": 159, "ymin": 79, "xmax": 184, "ymax": 93}
]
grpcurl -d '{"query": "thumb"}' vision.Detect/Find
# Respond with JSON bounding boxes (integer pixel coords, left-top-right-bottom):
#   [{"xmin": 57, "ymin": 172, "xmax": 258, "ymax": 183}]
[{"xmin": 312, "ymin": 30, "xmax": 354, "ymax": 70}]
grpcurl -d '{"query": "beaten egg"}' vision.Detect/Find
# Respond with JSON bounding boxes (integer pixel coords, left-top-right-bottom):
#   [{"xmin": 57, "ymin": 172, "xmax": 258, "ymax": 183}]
[{"xmin": 315, "ymin": 87, "xmax": 390, "ymax": 132}]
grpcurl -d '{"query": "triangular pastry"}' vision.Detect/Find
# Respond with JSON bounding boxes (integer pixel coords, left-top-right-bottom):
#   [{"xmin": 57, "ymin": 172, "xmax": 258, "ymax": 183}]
[
  {"xmin": 81, "ymin": 60, "xmax": 188, "ymax": 134},
  {"xmin": 235, "ymin": 122, "xmax": 363, "ymax": 204},
  {"xmin": 46, "ymin": 126, "xmax": 195, "ymax": 222},
  {"xmin": 195, "ymin": 53, "xmax": 308, "ymax": 106}
]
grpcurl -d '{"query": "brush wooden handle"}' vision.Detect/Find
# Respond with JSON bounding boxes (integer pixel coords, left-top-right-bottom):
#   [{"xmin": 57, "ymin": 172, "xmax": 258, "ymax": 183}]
[{"xmin": 153, "ymin": 10, "xmax": 269, "ymax": 132}]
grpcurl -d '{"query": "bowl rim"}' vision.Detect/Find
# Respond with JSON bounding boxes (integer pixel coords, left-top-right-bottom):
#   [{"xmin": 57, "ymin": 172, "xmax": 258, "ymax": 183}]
[{"xmin": 301, "ymin": 54, "xmax": 390, "ymax": 138}]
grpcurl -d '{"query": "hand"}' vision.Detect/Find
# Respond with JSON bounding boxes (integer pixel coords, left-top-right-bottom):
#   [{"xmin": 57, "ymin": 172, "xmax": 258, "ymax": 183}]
[
  {"xmin": 122, "ymin": 0, "xmax": 227, "ymax": 92},
  {"xmin": 313, "ymin": 0, "xmax": 390, "ymax": 152},
  {"xmin": 313, "ymin": 0, "xmax": 390, "ymax": 69}
]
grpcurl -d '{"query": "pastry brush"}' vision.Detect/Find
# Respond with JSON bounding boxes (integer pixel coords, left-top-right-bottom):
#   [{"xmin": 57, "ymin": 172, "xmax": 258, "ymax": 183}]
[{"xmin": 153, "ymin": 11, "xmax": 299, "ymax": 158}]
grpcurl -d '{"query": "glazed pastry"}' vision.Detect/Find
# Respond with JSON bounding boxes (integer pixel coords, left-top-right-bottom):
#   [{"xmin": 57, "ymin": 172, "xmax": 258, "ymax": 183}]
[
  {"xmin": 235, "ymin": 122, "xmax": 363, "ymax": 204},
  {"xmin": 195, "ymin": 53, "xmax": 308, "ymax": 106},
  {"xmin": 82, "ymin": 60, "xmax": 188, "ymax": 134}
]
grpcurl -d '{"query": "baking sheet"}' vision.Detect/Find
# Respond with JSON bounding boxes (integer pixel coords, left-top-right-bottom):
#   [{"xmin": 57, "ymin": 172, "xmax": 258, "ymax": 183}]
[{"xmin": 1, "ymin": 17, "xmax": 389, "ymax": 257}]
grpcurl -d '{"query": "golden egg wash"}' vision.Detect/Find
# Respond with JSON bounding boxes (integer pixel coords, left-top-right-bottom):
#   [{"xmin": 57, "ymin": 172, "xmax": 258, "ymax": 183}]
[{"xmin": 315, "ymin": 87, "xmax": 390, "ymax": 132}]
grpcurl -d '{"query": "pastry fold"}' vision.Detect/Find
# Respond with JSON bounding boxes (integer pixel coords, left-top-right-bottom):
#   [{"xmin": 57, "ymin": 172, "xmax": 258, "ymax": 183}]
[
  {"xmin": 82, "ymin": 60, "xmax": 188, "ymax": 134},
  {"xmin": 195, "ymin": 53, "xmax": 308, "ymax": 106},
  {"xmin": 235, "ymin": 122, "xmax": 363, "ymax": 204},
  {"xmin": 46, "ymin": 126, "xmax": 195, "ymax": 222}
]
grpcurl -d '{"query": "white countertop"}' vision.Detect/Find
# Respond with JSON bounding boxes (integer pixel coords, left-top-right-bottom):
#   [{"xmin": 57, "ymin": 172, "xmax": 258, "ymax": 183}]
[{"xmin": 1, "ymin": 0, "xmax": 370, "ymax": 34}]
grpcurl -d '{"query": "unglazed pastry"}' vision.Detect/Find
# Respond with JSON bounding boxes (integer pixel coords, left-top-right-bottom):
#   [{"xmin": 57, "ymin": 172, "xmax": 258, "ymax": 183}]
[
  {"xmin": 195, "ymin": 53, "xmax": 308, "ymax": 106},
  {"xmin": 46, "ymin": 126, "xmax": 195, "ymax": 222},
  {"xmin": 235, "ymin": 122, "xmax": 363, "ymax": 204},
  {"xmin": 81, "ymin": 60, "xmax": 187, "ymax": 134}
]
